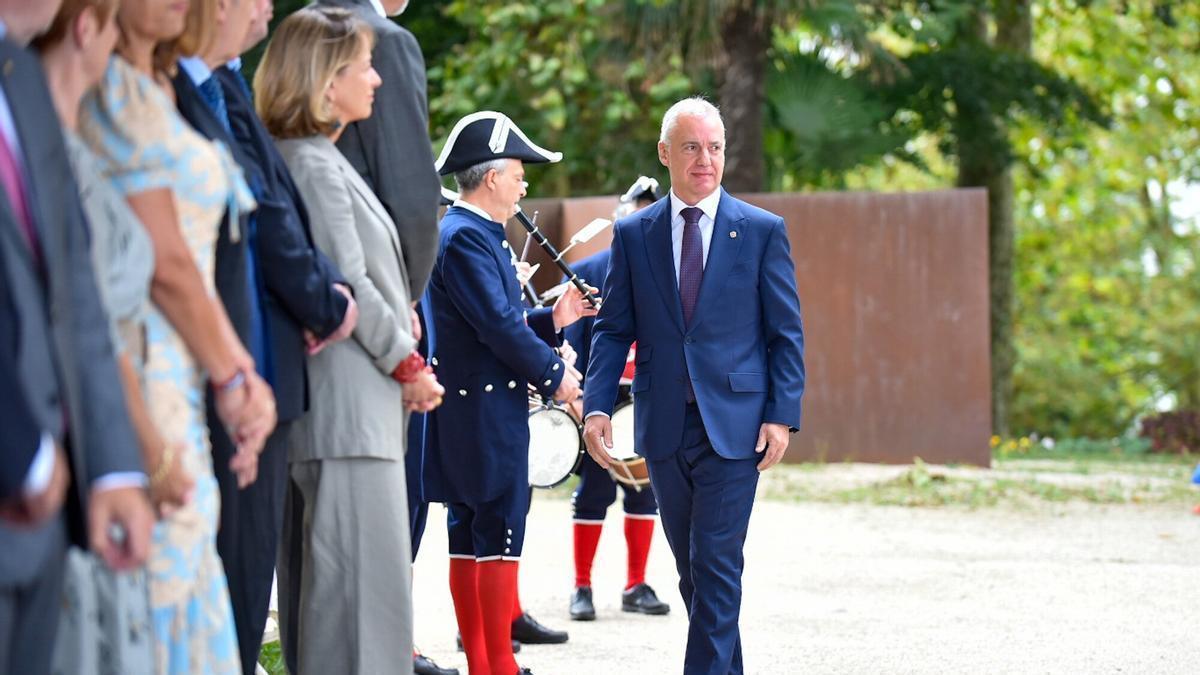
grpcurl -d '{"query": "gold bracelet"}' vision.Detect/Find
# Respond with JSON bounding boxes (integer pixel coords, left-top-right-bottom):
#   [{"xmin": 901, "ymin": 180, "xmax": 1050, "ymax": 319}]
[{"xmin": 150, "ymin": 443, "xmax": 176, "ymax": 487}]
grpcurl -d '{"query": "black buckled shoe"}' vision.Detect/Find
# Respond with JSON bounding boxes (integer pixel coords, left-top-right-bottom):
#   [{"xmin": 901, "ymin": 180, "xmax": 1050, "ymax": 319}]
[
  {"xmin": 455, "ymin": 632, "xmax": 520, "ymax": 653},
  {"xmin": 569, "ymin": 586, "xmax": 596, "ymax": 621},
  {"xmin": 511, "ymin": 611, "xmax": 569, "ymax": 644},
  {"xmin": 621, "ymin": 583, "xmax": 670, "ymax": 615},
  {"xmin": 414, "ymin": 652, "xmax": 459, "ymax": 675}
]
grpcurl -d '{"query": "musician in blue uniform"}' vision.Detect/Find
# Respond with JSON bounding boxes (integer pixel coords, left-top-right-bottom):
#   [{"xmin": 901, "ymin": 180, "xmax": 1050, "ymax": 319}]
[
  {"xmin": 424, "ymin": 111, "xmax": 597, "ymax": 675},
  {"xmin": 565, "ymin": 177, "xmax": 671, "ymax": 622}
]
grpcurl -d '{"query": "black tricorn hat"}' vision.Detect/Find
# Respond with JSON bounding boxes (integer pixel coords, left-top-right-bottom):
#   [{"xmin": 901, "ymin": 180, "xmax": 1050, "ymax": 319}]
[
  {"xmin": 435, "ymin": 111, "xmax": 563, "ymax": 176},
  {"xmin": 619, "ymin": 175, "xmax": 662, "ymax": 204}
]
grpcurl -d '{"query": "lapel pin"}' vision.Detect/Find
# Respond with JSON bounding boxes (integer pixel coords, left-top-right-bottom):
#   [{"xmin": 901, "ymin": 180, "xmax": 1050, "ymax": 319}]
[
  {"xmin": 2, "ymin": 60, "xmax": 12, "ymax": 77},
  {"xmin": 729, "ymin": 231, "xmax": 738, "ymax": 239}
]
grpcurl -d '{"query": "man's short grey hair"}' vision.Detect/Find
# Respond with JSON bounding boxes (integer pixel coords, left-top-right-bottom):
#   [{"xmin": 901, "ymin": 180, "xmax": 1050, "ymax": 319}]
[
  {"xmin": 454, "ymin": 158, "xmax": 510, "ymax": 193},
  {"xmin": 659, "ymin": 97, "xmax": 724, "ymax": 145}
]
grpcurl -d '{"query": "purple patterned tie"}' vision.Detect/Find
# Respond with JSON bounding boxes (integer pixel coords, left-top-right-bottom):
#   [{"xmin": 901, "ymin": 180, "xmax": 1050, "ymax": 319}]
[
  {"xmin": 679, "ymin": 207, "xmax": 704, "ymax": 325},
  {"xmin": 679, "ymin": 207, "xmax": 703, "ymax": 402}
]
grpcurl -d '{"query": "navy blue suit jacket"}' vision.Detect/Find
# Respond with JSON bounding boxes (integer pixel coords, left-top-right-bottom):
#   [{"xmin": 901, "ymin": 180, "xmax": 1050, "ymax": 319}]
[
  {"xmin": 170, "ymin": 71, "xmax": 254, "ymax": 351},
  {"xmin": 216, "ymin": 66, "xmax": 349, "ymax": 422},
  {"xmin": 424, "ymin": 207, "xmax": 563, "ymax": 504},
  {"xmin": 0, "ymin": 251, "xmax": 39, "ymax": 501},
  {"xmin": 583, "ymin": 190, "xmax": 805, "ymax": 460}
]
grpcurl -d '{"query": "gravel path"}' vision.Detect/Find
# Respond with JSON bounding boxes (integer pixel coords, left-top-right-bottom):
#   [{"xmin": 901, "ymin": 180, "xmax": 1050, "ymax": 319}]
[{"xmin": 406, "ymin": 496, "xmax": 1199, "ymax": 674}]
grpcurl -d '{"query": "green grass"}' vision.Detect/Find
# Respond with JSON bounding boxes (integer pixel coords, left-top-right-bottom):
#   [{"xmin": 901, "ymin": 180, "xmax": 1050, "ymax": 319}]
[
  {"xmin": 758, "ymin": 452, "xmax": 1199, "ymax": 509},
  {"xmin": 258, "ymin": 641, "xmax": 285, "ymax": 675}
]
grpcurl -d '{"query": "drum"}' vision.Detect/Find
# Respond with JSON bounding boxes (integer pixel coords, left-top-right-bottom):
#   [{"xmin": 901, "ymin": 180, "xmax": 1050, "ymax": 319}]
[
  {"xmin": 607, "ymin": 401, "xmax": 650, "ymax": 490},
  {"xmin": 528, "ymin": 404, "xmax": 583, "ymax": 488}
]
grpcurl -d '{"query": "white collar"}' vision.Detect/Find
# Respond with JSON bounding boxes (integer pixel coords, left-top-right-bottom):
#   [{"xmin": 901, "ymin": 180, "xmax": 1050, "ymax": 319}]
[
  {"xmin": 452, "ymin": 199, "xmax": 500, "ymax": 225},
  {"xmin": 368, "ymin": 0, "xmax": 388, "ymax": 17},
  {"xmin": 177, "ymin": 56, "xmax": 213, "ymax": 87},
  {"xmin": 669, "ymin": 188, "xmax": 720, "ymax": 223}
]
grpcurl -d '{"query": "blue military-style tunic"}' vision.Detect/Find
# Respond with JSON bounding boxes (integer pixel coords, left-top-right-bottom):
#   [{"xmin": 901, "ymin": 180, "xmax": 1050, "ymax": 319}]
[{"xmin": 423, "ymin": 204, "xmax": 564, "ymax": 511}]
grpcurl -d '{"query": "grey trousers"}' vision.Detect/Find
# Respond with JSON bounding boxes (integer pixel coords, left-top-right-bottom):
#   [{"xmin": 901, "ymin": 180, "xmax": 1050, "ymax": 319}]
[{"xmin": 278, "ymin": 457, "xmax": 413, "ymax": 675}]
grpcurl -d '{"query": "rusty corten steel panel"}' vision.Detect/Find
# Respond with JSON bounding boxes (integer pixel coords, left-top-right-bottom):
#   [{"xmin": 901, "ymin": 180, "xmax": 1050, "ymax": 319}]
[{"xmin": 505, "ymin": 189, "xmax": 991, "ymax": 466}]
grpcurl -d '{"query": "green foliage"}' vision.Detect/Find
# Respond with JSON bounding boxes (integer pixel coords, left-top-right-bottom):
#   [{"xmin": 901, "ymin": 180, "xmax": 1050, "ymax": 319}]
[
  {"xmin": 764, "ymin": 53, "xmax": 909, "ymax": 188},
  {"xmin": 879, "ymin": 44, "xmax": 1106, "ymax": 165},
  {"xmin": 1007, "ymin": 0, "xmax": 1200, "ymax": 437},
  {"xmin": 426, "ymin": 0, "xmax": 696, "ymax": 197},
  {"xmin": 258, "ymin": 641, "xmax": 285, "ymax": 675}
]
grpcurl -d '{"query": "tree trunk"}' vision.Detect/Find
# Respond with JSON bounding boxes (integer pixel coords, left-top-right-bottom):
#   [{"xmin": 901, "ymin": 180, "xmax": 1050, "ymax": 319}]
[
  {"xmin": 718, "ymin": 4, "xmax": 767, "ymax": 193},
  {"xmin": 955, "ymin": 0, "xmax": 1031, "ymax": 436},
  {"xmin": 958, "ymin": 154, "xmax": 1016, "ymax": 436}
]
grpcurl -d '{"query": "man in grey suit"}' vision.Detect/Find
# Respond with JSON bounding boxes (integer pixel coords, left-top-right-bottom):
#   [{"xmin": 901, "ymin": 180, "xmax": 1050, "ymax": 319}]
[
  {"xmin": 0, "ymin": 2, "xmax": 154, "ymax": 672},
  {"xmin": 315, "ymin": 0, "xmax": 440, "ymax": 299}
]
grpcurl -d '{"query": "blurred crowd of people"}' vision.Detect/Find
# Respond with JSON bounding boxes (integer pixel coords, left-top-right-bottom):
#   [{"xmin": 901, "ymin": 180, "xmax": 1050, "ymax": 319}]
[{"xmin": 1, "ymin": 0, "xmax": 452, "ymax": 673}]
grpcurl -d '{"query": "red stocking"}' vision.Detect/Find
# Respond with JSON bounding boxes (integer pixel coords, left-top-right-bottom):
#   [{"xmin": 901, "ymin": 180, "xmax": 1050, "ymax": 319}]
[
  {"xmin": 449, "ymin": 558, "xmax": 489, "ymax": 674},
  {"xmin": 478, "ymin": 560, "xmax": 520, "ymax": 675},
  {"xmin": 573, "ymin": 522, "xmax": 603, "ymax": 588},
  {"xmin": 624, "ymin": 516, "xmax": 655, "ymax": 590}
]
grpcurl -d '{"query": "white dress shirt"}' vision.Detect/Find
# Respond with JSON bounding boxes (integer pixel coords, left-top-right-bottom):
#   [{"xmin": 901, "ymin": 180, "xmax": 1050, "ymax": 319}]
[
  {"xmin": 368, "ymin": 0, "xmax": 388, "ymax": 17},
  {"xmin": 584, "ymin": 187, "xmax": 721, "ymax": 421},
  {"xmin": 177, "ymin": 55, "xmax": 213, "ymax": 88},
  {"xmin": 669, "ymin": 187, "xmax": 720, "ymax": 283}
]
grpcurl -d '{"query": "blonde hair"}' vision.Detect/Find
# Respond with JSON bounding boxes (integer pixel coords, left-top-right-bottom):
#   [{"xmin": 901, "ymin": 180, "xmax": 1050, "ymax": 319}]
[
  {"xmin": 254, "ymin": 6, "xmax": 374, "ymax": 139},
  {"xmin": 150, "ymin": 0, "xmax": 222, "ymax": 75}
]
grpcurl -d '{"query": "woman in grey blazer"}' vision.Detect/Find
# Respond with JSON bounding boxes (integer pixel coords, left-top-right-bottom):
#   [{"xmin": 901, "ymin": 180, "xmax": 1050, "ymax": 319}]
[{"xmin": 255, "ymin": 8, "xmax": 443, "ymax": 674}]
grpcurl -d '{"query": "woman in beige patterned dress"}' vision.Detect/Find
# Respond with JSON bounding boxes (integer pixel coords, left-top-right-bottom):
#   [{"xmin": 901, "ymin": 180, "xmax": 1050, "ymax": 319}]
[{"xmin": 78, "ymin": 0, "xmax": 277, "ymax": 671}]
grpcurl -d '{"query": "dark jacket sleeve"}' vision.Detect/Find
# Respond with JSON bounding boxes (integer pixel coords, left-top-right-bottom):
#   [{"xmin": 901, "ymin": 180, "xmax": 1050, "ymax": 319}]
[
  {"xmin": 0, "ymin": 275, "xmax": 40, "ymax": 500},
  {"xmin": 336, "ymin": 19, "xmax": 440, "ymax": 298},
  {"xmin": 218, "ymin": 69, "xmax": 349, "ymax": 339}
]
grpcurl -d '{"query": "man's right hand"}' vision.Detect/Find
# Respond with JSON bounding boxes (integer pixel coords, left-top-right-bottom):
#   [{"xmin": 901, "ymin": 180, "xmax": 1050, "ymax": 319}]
[
  {"xmin": 553, "ymin": 367, "xmax": 581, "ymax": 403},
  {"xmin": 0, "ymin": 443, "xmax": 71, "ymax": 527},
  {"xmin": 232, "ymin": 371, "xmax": 277, "ymax": 456},
  {"xmin": 583, "ymin": 415, "xmax": 617, "ymax": 471}
]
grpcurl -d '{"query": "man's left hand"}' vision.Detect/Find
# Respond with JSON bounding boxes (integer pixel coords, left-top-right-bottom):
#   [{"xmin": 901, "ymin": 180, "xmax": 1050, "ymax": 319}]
[
  {"xmin": 754, "ymin": 423, "xmax": 790, "ymax": 472},
  {"xmin": 552, "ymin": 283, "xmax": 599, "ymax": 330},
  {"xmin": 89, "ymin": 486, "xmax": 154, "ymax": 572}
]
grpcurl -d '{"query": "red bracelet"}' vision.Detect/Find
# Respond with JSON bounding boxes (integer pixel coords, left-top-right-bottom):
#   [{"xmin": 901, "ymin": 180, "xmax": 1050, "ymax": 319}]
[{"xmin": 392, "ymin": 352, "xmax": 425, "ymax": 383}]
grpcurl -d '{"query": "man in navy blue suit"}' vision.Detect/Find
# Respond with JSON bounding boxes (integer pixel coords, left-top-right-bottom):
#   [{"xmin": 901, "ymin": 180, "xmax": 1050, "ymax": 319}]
[{"xmin": 583, "ymin": 97, "xmax": 805, "ymax": 675}]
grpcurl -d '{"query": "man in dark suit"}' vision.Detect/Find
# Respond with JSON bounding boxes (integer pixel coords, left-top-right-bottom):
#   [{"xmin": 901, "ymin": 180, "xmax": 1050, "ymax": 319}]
[
  {"xmin": 179, "ymin": 4, "xmax": 358, "ymax": 673},
  {"xmin": 0, "ymin": 5, "xmax": 154, "ymax": 672},
  {"xmin": 424, "ymin": 112, "xmax": 593, "ymax": 675},
  {"xmin": 315, "ymin": 0, "xmax": 440, "ymax": 299},
  {"xmin": 583, "ymin": 97, "xmax": 806, "ymax": 675}
]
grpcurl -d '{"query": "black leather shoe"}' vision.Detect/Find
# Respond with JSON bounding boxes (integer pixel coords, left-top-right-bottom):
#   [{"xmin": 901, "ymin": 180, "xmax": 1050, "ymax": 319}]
[
  {"xmin": 517, "ymin": 669, "xmax": 533, "ymax": 674},
  {"xmin": 511, "ymin": 611, "xmax": 569, "ymax": 644},
  {"xmin": 414, "ymin": 652, "xmax": 458, "ymax": 675},
  {"xmin": 622, "ymin": 583, "xmax": 670, "ymax": 615},
  {"xmin": 455, "ymin": 632, "xmax": 520, "ymax": 653},
  {"xmin": 569, "ymin": 586, "xmax": 596, "ymax": 621}
]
